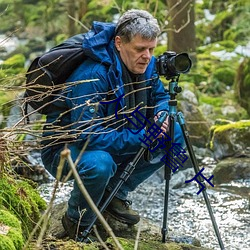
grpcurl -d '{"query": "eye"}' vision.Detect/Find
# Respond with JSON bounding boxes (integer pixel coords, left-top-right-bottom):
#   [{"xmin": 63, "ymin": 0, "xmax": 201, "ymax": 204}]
[
  {"xmin": 136, "ymin": 48, "xmax": 144, "ymax": 52},
  {"xmin": 149, "ymin": 48, "xmax": 154, "ymax": 53}
]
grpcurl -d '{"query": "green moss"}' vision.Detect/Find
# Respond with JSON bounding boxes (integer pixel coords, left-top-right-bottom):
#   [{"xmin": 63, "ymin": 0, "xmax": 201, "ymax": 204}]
[
  {"xmin": 0, "ymin": 235, "xmax": 16, "ymax": 250},
  {"xmin": 235, "ymin": 57, "xmax": 250, "ymax": 116},
  {"xmin": 0, "ymin": 54, "xmax": 26, "ymax": 86},
  {"xmin": 213, "ymin": 67, "xmax": 235, "ymax": 86},
  {"xmin": 55, "ymin": 34, "xmax": 68, "ymax": 45},
  {"xmin": 209, "ymin": 120, "xmax": 250, "ymax": 150},
  {"xmin": 105, "ymin": 237, "xmax": 206, "ymax": 250},
  {"xmin": 213, "ymin": 120, "xmax": 250, "ymax": 133},
  {"xmin": 0, "ymin": 175, "xmax": 47, "ymax": 239},
  {"xmin": 154, "ymin": 45, "xmax": 168, "ymax": 57},
  {"xmin": 199, "ymin": 90, "xmax": 249, "ymax": 121},
  {"xmin": 1, "ymin": 54, "xmax": 25, "ymax": 69},
  {"xmin": 217, "ymin": 40, "xmax": 237, "ymax": 51},
  {"xmin": 166, "ymin": 243, "xmax": 183, "ymax": 250},
  {"xmin": 84, "ymin": 243, "xmax": 100, "ymax": 250},
  {"xmin": 199, "ymin": 95, "xmax": 224, "ymax": 107},
  {"xmin": 0, "ymin": 209, "xmax": 21, "ymax": 229},
  {"xmin": 7, "ymin": 228, "xmax": 24, "ymax": 249},
  {"xmin": 0, "ymin": 209, "xmax": 24, "ymax": 249}
]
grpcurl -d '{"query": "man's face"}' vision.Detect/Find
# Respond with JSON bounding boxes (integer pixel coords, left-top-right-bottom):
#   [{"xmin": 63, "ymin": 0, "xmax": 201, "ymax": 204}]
[{"xmin": 115, "ymin": 35, "xmax": 157, "ymax": 74}]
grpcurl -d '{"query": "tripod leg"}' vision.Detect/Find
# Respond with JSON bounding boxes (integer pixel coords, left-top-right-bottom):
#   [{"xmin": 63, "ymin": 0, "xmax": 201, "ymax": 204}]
[
  {"xmin": 161, "ymin": 166, "xmax": 171, "ymax": 243},
  {"xmin": 177, "ymin": 112, "xmax": 225, "ymax": 250},
  {"xmin": 162, "ymin": 114, "xmax": 175, "ymax": 243}
]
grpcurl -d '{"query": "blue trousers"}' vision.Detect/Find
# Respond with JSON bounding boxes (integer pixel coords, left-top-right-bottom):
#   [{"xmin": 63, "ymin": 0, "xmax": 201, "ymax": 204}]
[{"xmin": 41, "ymin": 123, "xmax": 184, "ymax": 226}]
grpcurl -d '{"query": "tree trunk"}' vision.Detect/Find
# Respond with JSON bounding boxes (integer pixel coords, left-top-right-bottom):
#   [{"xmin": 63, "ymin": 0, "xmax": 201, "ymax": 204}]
[
  {"xmin": 167, "ymin": 0, "xmax": 196, "ymax": 62},
  {"xmin": 78, "ymin": 0, "xmax": 88, "ymax": 20},
  {"xmin": 67, "ymin": 0, "xmax": 77, "ymax": 36}
]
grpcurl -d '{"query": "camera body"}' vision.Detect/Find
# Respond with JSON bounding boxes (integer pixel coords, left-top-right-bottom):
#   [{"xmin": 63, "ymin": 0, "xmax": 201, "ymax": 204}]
[{"xmin": 156, "ymin": 51, "xmax": 192, "ymax": 79}]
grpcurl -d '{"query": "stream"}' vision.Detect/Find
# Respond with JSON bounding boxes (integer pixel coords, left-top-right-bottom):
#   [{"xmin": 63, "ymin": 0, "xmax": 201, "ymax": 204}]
[{"xmin": 38, "ymin": 156, "xmax": 250, "ymax": 250}]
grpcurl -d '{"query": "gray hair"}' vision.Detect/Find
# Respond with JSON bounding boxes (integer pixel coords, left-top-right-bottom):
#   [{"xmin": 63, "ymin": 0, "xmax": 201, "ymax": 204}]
[{"xmin": 115, "ymin": 9, "xmax": 160, "ymax": 43}]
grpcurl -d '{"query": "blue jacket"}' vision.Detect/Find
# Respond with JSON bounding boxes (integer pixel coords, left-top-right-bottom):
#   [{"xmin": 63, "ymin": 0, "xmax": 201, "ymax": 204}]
[{"xmin": 44, "ymin": 21, "xmax": 170, "ymax": 156}]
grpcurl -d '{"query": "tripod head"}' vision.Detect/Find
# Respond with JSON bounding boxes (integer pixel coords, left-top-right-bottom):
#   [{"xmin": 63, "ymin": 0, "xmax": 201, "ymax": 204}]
[{"xmin": 168, "ymin": 76, "xmax": 182, "ymax": 100}]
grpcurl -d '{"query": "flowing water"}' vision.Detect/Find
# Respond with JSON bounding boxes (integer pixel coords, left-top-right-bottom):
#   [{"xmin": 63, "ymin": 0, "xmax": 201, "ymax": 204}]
[
  {"xmin": 129, "ymin": 160, "xmax": 250, "ymax": 250},
  {"xmin": 38, "ymin": 156, "xmax": 250, "ymax": 250}
]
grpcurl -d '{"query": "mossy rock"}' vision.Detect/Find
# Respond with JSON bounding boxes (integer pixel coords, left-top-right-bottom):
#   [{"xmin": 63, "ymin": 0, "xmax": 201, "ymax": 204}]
[
  {"xmin": 43, "ymin": 202, "xmax": 211, "ymax": 250},
  {"xmin": 209, "ymin": 120, "xmax": 250, "ymax": 160},
  {"xmin": 106, "ymin": 237, "xmax": 211, "ymax": 250},
  {"xmin": 0, "ymin": 174, "xmax": 47, "ymax": 239},
  {"xmin": 213, "ymin": 67, "xmax": 235, "ymax": 86},
  {"xmin": 28, "ymin": 237, "xmax": 211, "ymax": 250},
  {"xmin": 0, "ymin": 209, "xmax": 24, "ymax": 250},
  {"xmin": 199, "ymin": 92, "xmax": 248, "ymax": 122}
]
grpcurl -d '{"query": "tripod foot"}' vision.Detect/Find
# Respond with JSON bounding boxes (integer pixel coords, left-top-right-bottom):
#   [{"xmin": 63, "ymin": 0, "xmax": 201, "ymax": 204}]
[{"xmin": 161, "ymin": 227, "xmax": 168, "ymax": 243}]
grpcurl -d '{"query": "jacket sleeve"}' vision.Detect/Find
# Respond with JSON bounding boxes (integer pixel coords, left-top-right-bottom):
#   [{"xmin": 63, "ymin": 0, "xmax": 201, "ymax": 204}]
[{"xmin": 65, "ymin": 61, "xmax": 145, "ymax": 156}]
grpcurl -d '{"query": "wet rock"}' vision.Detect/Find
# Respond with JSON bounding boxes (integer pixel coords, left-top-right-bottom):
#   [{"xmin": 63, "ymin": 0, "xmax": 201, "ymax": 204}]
[
  {"xmin": 45, "ymin": 201, "xmax": 211, "ymax": 250},
  {"xmin": 213, "ymin": 157, "xmax": 250, "ymax": 184},
  {"xmin": 179, "ymin": 100, "xmax": 211, "ymax": 148}
]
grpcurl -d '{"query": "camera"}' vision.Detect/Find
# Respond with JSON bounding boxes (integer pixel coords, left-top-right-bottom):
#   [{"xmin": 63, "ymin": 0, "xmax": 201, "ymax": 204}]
[{"xmin": 156, "ymin": 51, "xmax": 192, "ymax": 79}]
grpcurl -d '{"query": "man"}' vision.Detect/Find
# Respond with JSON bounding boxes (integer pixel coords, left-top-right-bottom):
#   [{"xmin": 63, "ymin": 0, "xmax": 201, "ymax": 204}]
[{"xmin": 41, "ymin": 9, "xmax": 184, "ymax": 241}]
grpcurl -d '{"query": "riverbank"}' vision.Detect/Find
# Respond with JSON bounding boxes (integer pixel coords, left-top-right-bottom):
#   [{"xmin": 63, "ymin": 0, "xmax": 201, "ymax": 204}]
[{"xmin": 38, "ymin": 156, "xmax": 250, "ymax": 250}]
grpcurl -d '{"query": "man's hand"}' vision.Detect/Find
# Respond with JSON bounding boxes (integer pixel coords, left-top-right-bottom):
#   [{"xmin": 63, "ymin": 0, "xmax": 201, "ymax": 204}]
[{"xmin": 154, "ymin": 111, "xmax": 169, "ymax": 138}]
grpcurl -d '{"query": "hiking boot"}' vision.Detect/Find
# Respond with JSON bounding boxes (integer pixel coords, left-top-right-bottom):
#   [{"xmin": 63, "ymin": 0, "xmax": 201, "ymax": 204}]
[
  {"xmin": 105, "ymin": 196, "xmax": 140, "ymax": 225},
  {"xmin": 61, "ymin": 213, "xmax": 97, "ymax": 243}
]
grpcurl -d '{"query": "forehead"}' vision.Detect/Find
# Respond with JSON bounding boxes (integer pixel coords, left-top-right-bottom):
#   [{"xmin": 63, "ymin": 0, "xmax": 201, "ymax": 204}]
[{"xmin": 126, "ymin": 34, "xmax": 157, "ymax": 47}]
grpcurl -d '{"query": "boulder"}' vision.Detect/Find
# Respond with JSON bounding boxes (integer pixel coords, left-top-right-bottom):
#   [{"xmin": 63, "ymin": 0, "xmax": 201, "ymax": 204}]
[
  {"xmin": 209, "ymin": 119, "xmax": 250, "ymax": 160},
  {"xmin": 176, "ymin": 82, "xmax": 211, "ymax": 148},
  {"xmin": 179, "ymin": 100, "xmax": 210, "ymax": 148},
  {"xmin": 42, "ymin": 201, "xmax": 212, "ymax": 250},
  {"xmin": 213, "ymin": 157, "xmax": 250, "ymax": 184}
]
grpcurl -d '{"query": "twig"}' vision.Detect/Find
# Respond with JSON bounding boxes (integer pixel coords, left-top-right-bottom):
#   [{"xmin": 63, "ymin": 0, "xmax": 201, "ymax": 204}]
[
  {"xmin": 134, "ymin": 220, "xmax": 142, "ymax": 250},
  {"xmin": 61, "ymin": 148, "xmax": 124, "ymax": 250},
  {"xmin": 93, "ymin": 225, "xmax": 110, "ymax": 250},
  {"xmin": 68, "ymin": 14, "xmax": 89, "ymax": 31}
]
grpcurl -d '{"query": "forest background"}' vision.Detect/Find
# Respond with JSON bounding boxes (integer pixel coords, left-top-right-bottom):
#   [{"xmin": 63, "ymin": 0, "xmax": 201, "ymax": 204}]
[{"xmin": 0, "ymin": 0, "xmax": 250, "ymax": 125}]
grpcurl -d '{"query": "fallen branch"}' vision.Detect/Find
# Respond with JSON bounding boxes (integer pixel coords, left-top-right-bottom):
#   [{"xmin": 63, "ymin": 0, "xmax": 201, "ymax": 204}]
[{"xmin": 62, "ymin": 148, "xmax": 124, "ymax": 250}]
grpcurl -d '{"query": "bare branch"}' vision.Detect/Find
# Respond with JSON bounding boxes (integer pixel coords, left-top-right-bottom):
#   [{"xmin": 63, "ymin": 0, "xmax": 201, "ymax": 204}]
[{"xmin": 63, "ymin": 148, "xmax": 124, "ymax": 250}]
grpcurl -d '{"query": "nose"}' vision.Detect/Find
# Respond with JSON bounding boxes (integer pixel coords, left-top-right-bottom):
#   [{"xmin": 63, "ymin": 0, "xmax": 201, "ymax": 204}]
[{"xmin": 142, "ymin": 49, "xmax": 151, "ymax": 60}]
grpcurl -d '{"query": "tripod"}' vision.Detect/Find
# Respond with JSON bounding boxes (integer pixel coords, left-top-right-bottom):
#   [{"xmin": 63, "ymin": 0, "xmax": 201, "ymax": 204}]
[{"xmin": 161, "ymin": 77, "xmax": 225, "ymax": 249}]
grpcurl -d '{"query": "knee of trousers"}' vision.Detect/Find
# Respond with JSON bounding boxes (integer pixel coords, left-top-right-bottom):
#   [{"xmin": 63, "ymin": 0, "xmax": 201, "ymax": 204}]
[{"xmin": 77, "ymin": 150, "xmax": 117, "ymax": 182}]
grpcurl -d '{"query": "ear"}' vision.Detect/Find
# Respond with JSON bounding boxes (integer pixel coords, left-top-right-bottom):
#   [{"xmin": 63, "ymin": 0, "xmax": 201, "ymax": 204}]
[{"xmin": 115, "ymin": 36, "xmax": 122, "ymax": 51}]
